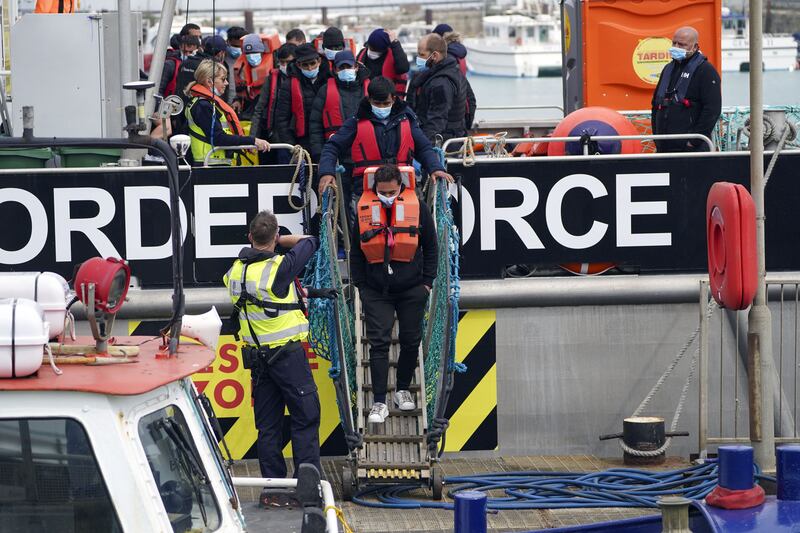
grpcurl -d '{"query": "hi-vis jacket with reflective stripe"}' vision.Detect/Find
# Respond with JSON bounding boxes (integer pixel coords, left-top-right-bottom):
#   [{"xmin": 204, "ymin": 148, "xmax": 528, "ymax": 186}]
[{"xmin": 223, "ymin": 255, "xmax": 308, "ymax": 348}]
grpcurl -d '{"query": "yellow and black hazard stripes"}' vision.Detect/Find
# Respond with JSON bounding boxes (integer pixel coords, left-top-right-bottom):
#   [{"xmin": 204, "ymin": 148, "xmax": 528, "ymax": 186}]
[
  {"xmin": 443, "ymin": 310, "xmax": 497, "ymax": 451},
  {"xmin": 128, "ymin": 308, "xmax": 498, "ymax": 458}
]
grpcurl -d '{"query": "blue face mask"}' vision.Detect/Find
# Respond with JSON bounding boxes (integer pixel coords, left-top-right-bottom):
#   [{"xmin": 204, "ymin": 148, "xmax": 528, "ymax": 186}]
[
  {"xmin": 246, "ymin": 53, "xmax": 262, "ymax": 67},
  {"xmin": 337, "ymin": 68, "xmax": 356, "ymax": 82},
  {"xmin": 324, "ymin": 48, "xmax": 340, "ymax": 61},
  {"xmin": 228, "ymin": 46, "xmax": 241, "ymax": 58},
  {"xmin": 302, "ymin": 67, "xmax": 319, "ymax": 79},
  {"xmin": 669, "ymin": 46, "xmax": 687, "ymax": 61},
  {"xmin": 372, "ymin": 105, "xmax": 391, "ymax": 120},
  {"xmin": 415, "ymin": 56, "xmax": 428, "ymax": 70}
]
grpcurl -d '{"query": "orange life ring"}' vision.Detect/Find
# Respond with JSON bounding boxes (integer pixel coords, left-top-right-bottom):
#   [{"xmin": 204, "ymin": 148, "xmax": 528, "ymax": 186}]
[
  {"xmin": 706, "ymin": 182, "xmax": 757, "ymax": 309},
  {"xmin": 548, "ymin": 106, "xmax": 642, "ymax": 156},
  {"xmin": 559, "ymin": 263, "xmax": 616, "ymax": 276}
]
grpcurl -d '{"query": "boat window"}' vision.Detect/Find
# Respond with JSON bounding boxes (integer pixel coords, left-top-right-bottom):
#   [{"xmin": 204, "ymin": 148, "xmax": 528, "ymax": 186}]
[
  {"xmin": 508, "ymin": 27, "xmax": 516, "ymax": 38},
  {"xmin": 540, "ymin": 27, "xmax": 549, "ymax": 41},
  {"xmin": 527, "ymin": 26, "xmax": 536, "ymax": 38},
  {"xmin": 0, "ymin": 417, "xmax": 122, "ymax": 533},
  {"xmin": 139, "ymin": 405, "xmax": 222, "ymax": 533}
]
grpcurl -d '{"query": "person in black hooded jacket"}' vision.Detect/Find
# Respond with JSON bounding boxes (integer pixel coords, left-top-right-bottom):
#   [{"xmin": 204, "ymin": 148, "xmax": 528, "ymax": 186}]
[
  {"xmin": 441, "ymin": 33, "xmax": 477, "ymax": 130},
  {"xmin": 407, "ymin": 33, "xmax": 468, "ymax": 142},
  {"xmin": 318, "ymin": 77, "xmax": 451, "ymax": 222},
  {"xmin": 309, "ymin": 50, "xmax": 370, "ymax": 160},
  {"xmin": 273, "ymin": 43, "xmax": 332, "ymax": 155}
]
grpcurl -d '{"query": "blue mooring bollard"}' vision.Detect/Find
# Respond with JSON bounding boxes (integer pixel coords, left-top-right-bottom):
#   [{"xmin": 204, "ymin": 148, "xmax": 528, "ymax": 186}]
[
  {"xmin": 454, "ymin": 491, "xmax": 487, "ymax": 533},
  {"xmin": 777, "ymin": 445, "xmax": 800, "ymax": 500},
  {"xmin": 718, "ymin": 445, "xmax": 754, "ymax": 490}
]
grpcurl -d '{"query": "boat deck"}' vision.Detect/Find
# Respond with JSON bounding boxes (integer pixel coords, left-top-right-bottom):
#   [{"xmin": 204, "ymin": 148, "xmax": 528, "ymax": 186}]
[{"xmin": 232, "ymin": 454, "xmax": 689, "ymax": 532}]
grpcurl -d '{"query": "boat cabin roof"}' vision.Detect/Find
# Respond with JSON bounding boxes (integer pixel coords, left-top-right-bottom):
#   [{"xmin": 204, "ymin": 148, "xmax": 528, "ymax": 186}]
[{"xmin": 0, "ymin": 337, "xmax": 215, "ymax": 395}]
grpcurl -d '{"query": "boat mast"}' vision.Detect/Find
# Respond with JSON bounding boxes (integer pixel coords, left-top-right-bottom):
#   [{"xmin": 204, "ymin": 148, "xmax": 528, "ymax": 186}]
[{"xmin": 747, "ymin": 0, "xmax": 776, "ymax": 473}]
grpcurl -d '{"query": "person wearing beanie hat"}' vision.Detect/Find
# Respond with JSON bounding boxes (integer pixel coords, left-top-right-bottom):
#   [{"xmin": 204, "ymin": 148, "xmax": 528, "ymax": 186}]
[
  {"xmin": 317, "ymin": 75, "xmax": 451, "ymax": 228},
  {"xmin": 273, "ymin": 42, "xmax": 331, "ymax": 154},
  {"xmin": 357, "ymin": 28, "xmax": 410, "ymax": 99},
  {"xmin": 431, "ymin": 23, "xmax": 454, "ymax": 36},
  {"xmin": 233, "ymin": 34, "xmax": 272, "ymax": 119},
  {"xmin": 308, "ymin": 48, "xmax": 370, "ymax": 180},
  {"xmin": 224, "ymin": 27, "xmax": 247, "ymax": 103}
]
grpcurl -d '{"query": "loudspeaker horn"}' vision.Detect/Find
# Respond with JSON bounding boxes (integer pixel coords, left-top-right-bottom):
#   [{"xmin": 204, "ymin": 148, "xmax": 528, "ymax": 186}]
[{"xmin": 181, "ymin": 306, "xmax": 222, "ymax": 350}]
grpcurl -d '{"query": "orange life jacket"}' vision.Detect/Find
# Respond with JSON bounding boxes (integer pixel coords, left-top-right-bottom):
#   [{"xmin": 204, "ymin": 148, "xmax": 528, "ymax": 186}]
[
  {"xmin": 188, "ymin": 83, "xmax": 246, "ymax": 136},
  {"xmin": 35, "ymin": 0, "xmax": 73, "ymax": 12},
  {"xmin": 322, "ymin": 77, "xmax": 370, "ymax": 140},
  {"xmin": 290, "ymin": 77, "xmax": 307, "ymax": 138},
  {"xmin": 263, "ymin": 69, "xmax": 281, "ymax": 133},
  {"xmin": 234, "ymin": 54, "xmax": 271, "ymax": 100},
  {"xmin": 357, "ymin": 47, "xmax": 408, "ymax": 98},
  {"xmin": 163, "ymin": 55, "xmax": 182, "ymax": 96},
  {"xmin": 357, "ymin": 170, "xmax": 419, "ymax": 264},
  {"xmin": 350, "ymin": 118, "xmax": 414, "ymax": 177}
]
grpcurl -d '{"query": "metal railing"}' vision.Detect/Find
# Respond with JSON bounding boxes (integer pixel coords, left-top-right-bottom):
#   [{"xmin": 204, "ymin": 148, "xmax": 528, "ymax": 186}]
[
  {"xmin": 698, "ymin": 279, "xmax": 800, "ymax": 457},
  {"xmin": 441, "ymin": 133, "xmax": 716, "ymax": 158},
  {"xmin": 476, "ymin": 104, "xmax": 565, "ymax": 116},
  {"xmin": 202, "ymin": 142, "xmax": 295, "ymax": 167}
]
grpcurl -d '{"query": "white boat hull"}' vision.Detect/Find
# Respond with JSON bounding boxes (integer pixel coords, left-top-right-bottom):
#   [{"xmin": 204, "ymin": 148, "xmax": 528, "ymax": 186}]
[
  {"xmin": 721, "ymin": 35, "xmax": 797, "ymax": 71},
  {"xmin": 464, "ymin": 39, "xmax": 562, "ymax": 77}
]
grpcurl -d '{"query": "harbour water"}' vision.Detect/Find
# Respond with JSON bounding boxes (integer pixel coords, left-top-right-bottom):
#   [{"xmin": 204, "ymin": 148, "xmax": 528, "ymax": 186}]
[{"xmin": 469, "ymin": 70, "xmax": 800, "ymax": 121}]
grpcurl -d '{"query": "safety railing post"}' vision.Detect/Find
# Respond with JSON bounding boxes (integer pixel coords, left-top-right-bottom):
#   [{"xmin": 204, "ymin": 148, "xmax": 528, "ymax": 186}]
[{"xmin": 699, "ymin": 280, "xmax": 710, "ymax": 460}]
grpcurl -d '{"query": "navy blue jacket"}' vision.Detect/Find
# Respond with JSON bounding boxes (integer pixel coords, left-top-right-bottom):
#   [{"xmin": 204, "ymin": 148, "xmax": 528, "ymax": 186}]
[{"xmin": 318, "ymin": 98, "xmax": 445, "ymax": 194}]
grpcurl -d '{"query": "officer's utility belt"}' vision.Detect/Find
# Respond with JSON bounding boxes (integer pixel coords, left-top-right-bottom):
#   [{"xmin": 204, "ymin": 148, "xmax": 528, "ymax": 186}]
[{"xmin": 241, "ymin": 340, "xmax": 300, "ymax": 370}]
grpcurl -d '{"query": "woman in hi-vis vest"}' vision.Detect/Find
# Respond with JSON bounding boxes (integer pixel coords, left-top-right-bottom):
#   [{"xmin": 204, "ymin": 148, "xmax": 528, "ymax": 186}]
[{"xmin": 184, "ymin": 59, "xmax": 270, "ymax": 166}]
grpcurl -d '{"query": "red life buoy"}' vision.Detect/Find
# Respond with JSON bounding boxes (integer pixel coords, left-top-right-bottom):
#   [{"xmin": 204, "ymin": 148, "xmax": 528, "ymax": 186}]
[
  {"xmin": 548, "ymin": 106, "xmax": 642, "ymax": 156},
  {"xmin": 706, "ymin": 182, "xmax": 757, "ymax": 310},
  {"xmin": 559, "ymin": 263, "xmax": 616, "ymax": 276}
]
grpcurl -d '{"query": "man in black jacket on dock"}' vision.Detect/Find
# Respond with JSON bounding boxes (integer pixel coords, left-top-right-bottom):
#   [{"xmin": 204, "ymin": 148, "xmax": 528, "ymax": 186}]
[{"xmin": 651, "ymin": 26, "xmax": 721, "ymax": 152}]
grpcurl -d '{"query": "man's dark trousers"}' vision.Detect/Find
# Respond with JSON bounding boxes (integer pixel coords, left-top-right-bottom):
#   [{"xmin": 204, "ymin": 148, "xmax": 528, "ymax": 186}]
[
  {"xmin": 360, "ymin": 284, "xmax": 429, "ymax": 404},
  {"xmin": 251, "ymin": 341, "xmax": 321, "ymax": 478}
]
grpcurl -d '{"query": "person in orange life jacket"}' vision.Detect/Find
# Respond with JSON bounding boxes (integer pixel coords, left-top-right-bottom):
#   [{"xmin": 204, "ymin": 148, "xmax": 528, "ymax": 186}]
[
  {"xmin": 184, "ymin": 60, "xmax": 269, "ymax": 165},
  {"xmin": 319, "ymin": 27, "xmax": 347, "ymax": 72},
  {"xmin": 438, "ymin": 30, "xmax": 477, "ymax": 129},
  {"xmin": 159, "ymin": 27, "xmax": 201, "ymax": 97},
  {"xmin": 309, "ymin": 50, "xmax": 370, "ymax": 160},
  {"xmin": 224, "ymin": 26, "xmax": 247, "ymax": 104},
  {"xmin": 234, "ymin": 34, "xmax": 272, "ymax": 120},
  {"xmin": 317, "ymin": 77, "xmax": 452, "ymax": 226},
  {"xmin": 273, "ymin": 43, "xmax": 332, "ymax": 156},
  {"xmin": 357, "ymin": 28, "xmax": 410, "ymax": 98},
  {"xmin": 223, "ymin": 210, "xmax": 321, "ymax": 482},
  {"xmin": 286, "ymin": 28, "xmax": 307, "ymax": 47},
  {"xmin": 651, "ymin": 26, "xmax": 721, "ymax": 153},
  {"xmin": 407, "ymin": 33, "xmax": 468, "ymax": 143},
  {"xmin": 350, "ymin": 164, "xmax": 438, "ymax": 424}
]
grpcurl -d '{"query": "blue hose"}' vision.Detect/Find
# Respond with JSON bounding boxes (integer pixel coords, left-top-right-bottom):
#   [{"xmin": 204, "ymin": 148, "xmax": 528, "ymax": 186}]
[{"xmin": 351, "ymin": 462, "xmax": 753, "ymax": 510}]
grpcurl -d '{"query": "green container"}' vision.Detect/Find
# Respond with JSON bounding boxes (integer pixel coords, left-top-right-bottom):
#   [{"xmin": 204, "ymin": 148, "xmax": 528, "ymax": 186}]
[
  {"xmin": 57, "ymin": 147, "xmax": 122, "ymax": 167},
  {"xmin": 0, "ymin": 147, "xmax": 53, "ymax": 169}
]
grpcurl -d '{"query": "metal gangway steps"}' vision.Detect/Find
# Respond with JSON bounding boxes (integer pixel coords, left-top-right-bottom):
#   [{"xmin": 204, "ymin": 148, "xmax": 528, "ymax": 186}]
[{"xmin": 340, "ymin": 293, "xmax": 443, "ymax": 500}]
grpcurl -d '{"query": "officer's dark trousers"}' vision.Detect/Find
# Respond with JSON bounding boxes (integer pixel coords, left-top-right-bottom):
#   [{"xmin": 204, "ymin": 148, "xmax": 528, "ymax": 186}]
[
  {"xmin": 360, "ymin": 284, "xmax": 429, "ymax": 405},
  {"xmin": 251, "ymin": 341, "xmax": 321, "ymax": 478}
]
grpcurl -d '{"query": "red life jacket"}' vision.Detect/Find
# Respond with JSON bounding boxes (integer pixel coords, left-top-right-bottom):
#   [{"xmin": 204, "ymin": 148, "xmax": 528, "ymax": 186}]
[
  {"xmin": 188, "ymin": 83, "xmax": 246, "ymax": 136},
  {"xmin": 263, "ymin": 69, "xmax": 281, "ymax": 133},
  {"xmin": 357, "ymin": 172, "xmax": 419, "ymax": 264},
  {"xmin": 456, "ymin": 56, "xmax": 467, "ymax": 76},
  {"xmin": 350, "ymin": 117, "xmax": 414, "ymax": 177},
  {"xmin": 290, "ymin": 77, "xmax": 307, "ymax": 138},
  {"xmin": 163, "ymin": 55, "xmax": 182, "ymax": 96},
  {"xmin": 357, "ymin": 47, "xmax": 408, "ymax": 99},
  {"xmin": 322, "ymin": 77, "xmax": 370, "ymax": 140}
]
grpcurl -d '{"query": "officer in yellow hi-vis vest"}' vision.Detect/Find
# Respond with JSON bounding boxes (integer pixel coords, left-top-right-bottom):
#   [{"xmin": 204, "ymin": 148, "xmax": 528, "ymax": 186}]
[{"xmin": 223, "ymin": 210, "xmax": 325, "ymax": 496}]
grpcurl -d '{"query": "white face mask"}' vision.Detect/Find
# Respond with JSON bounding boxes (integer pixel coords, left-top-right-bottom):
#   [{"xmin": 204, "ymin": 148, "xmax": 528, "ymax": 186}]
[
  {"xmin": 377, "ymin": 192, "xmax": 398, "ymax": 207},
  {"xmin": 367, "ymin": 49, "xmax": 383, "ymax": 60},
  {"xmin": 279, "ymin": 64, "xmax": 288, "ymax": 76}
]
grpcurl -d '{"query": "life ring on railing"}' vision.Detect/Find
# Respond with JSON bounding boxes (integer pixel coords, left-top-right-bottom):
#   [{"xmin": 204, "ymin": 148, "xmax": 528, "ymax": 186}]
[
  {"xmin": 548, "ymin": 106, "xmax": 642, "ymax": 156},
  {"xmin": 706, "ymin": 182, "xmax": 757, "ymax": 310},
  {"xmin": 559, "ymin": 263, "xmax": 617, "ymax": 276}
]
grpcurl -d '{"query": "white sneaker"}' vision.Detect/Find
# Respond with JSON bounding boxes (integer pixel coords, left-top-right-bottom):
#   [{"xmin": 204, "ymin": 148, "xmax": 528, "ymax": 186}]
[
  {"xmin": 393, "ymin": 390, "xmax": 416, "ymax": 411},
  {"xmin": 368, "ymin": 402, "xmax": 389, "ymax": 423}
]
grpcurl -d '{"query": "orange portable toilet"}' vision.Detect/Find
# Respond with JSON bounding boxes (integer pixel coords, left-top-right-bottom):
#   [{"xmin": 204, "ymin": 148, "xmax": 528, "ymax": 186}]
[{"xmin": 562, "ymin": 0, "xmax": 722, "ymax": 112}]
